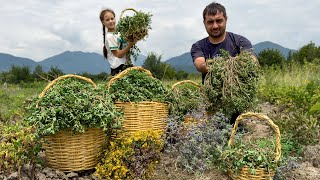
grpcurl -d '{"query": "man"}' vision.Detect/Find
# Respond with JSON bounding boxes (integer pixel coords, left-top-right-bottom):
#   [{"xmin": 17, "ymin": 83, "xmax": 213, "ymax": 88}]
[
  {"xmin": 191, "ymin": 2, "xmax": 256, "ymax": 84},
  {"xmin": 190, "ymin": 2, "xmax": 257, "ymax": 124}
]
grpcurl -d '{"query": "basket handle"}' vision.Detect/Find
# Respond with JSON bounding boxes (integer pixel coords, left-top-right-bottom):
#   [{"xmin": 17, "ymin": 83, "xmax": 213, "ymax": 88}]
[
  {"xmin": 120, "ymin": 8, "xmax": 138, "ymax": 19},
  {"xmin": 107, "ymin": 66, "xmax": 154, "ymax": 89},
  {"xmin": 171, "ymin": 80, "xmax": 201, "ymax": 90},
  {"xmin": 228, "ymin": 112, "xmax": 281, "ymax": 163},
  {"xmin": 39, "ymin": 74, "xmax": 97, "ymax": 98}
]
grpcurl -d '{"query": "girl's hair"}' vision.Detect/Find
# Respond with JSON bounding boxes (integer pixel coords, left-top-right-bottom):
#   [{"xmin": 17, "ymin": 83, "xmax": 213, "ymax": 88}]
[{"xmin": 99, "ymin": 9, "xmax": 115, "ymax": 59}]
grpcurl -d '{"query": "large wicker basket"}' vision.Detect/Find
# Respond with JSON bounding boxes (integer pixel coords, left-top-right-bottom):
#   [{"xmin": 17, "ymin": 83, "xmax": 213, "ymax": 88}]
[
  {"xmin": 227, "ymin": 112, "xmax": 281, "ymax": 180},
  {"xmin": 40, "ymin": 74, "xmax": 106, "ymax": 172},
  {"xmin": 108, "ymin": 67, "xmax": 168, "ymax": 135}
]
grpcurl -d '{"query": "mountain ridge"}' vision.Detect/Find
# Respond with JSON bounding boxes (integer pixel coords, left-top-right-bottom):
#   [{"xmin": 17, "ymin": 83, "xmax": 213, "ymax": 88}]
[{"xmin": 0, "ymin": 41, "xmax": 296, "ymax": 74}]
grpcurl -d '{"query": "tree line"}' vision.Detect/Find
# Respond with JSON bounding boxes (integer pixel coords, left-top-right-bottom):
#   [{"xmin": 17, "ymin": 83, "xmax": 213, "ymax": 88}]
[
  {"xmin": 1, "ymin": 42, "xmax": 319, "ymax": 84},
  {"xmin": 258, "ymin": 42, "xmax": 320, "ymax": 67},
  {"xmin": 0, "ymin": 52, "xmax": 192, "ymax": 84}
]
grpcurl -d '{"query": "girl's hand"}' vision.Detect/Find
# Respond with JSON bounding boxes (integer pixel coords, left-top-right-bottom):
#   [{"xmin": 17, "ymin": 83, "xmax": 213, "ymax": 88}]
[{"xmin": 128, "ymin": 39, "xmax": 138, "ymax": 47}]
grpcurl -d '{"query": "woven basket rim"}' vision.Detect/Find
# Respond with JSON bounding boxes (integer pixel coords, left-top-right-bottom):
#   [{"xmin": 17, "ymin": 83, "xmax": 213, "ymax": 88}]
[
  {"xmin": 39, "ymin": 74, "xmax": 96, "ymax": 98},
  {"xmin": 107, "ymin": 66, "xmax": 154, "ymax": 89},
  {"xmin": 171, "ymin": 80, "xmax": 201, "ymax": 90},
  {"xmin": 228, "ymin": 112, "xmax": 281, "ymax": 162}
]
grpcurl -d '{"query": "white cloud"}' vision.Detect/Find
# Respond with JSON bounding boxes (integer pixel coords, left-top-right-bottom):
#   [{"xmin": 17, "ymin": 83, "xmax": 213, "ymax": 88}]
[{"xmin": 0, "ymin": 0, "xmax": 319, "ymax": 61}]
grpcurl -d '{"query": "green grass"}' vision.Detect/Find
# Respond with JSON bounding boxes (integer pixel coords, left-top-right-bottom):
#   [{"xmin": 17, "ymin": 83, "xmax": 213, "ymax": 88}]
[{"xmin": 0, "ymin": 82, "xmax": 46, "ymax": 122}]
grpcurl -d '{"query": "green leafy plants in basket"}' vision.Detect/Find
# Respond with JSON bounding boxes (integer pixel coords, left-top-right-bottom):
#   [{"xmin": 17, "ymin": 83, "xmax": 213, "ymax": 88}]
[
  {"xmin": 108, "ymin": 67, "xmax": 170, "ymax": 103},
  {"xmin": 24, "ymin": 76, "xmax": 123, "ymax": 137}
]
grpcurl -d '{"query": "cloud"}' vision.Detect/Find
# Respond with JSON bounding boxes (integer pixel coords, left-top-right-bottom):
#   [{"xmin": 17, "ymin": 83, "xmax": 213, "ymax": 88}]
[{"xmin": 0, "ymin": 0, "xmax": 319, "ymax": 61}]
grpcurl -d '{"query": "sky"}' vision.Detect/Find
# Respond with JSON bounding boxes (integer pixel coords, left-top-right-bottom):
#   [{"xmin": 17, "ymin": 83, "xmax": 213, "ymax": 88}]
[{"xmin": 0, "ymin": 0, "xmax": 319, "ymax": 62}]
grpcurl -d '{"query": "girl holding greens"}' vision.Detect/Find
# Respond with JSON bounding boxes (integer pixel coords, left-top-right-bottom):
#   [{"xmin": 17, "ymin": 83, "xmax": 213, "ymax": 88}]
[{"xmin": 99, "ymin": 8, "xmax": 137, "ymax": 76}]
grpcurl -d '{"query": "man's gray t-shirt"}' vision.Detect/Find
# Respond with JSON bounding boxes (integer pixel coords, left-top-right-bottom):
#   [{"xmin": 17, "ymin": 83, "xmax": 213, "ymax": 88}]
[{"xmin": 190, "ymin": 32, "xmax": 254, "ymax": 83}]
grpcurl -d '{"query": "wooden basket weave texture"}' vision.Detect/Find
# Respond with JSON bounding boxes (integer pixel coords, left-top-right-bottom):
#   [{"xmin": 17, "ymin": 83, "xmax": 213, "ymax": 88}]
[
  {"xmin": 40, "ymin": 74, "xmax": 105, "ymax": 172},
  {"xmin": 43, "ymin": 128, "xmax": 105, "ymax": 172},
  {"xmin": 108, "ymin": 67, "xmax": 168, "ymax": 135},
  {"xmin": 115, "ymin": 101, "xmax": 168, "ymax": 135},
  {"xmin": 227, "ymin": 112, "xmax": 281, "ymax": 180}
]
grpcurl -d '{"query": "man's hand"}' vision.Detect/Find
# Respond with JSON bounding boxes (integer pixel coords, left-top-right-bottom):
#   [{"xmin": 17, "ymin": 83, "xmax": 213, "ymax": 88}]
[{"xmin": 194, "ymin": 57, "xmax": 208, "ymax": 73}]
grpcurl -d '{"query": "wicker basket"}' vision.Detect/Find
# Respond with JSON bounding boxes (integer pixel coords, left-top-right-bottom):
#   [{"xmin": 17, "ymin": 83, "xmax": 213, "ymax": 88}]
[
  {"xmin": 108, "ymin": 67, "xmax": 168, "ymax": 135},
  {"xmin": 39, "ymin": 74, "xmax": 106, "ymax": 172},
  {"xmin": 227, "ymin": 112, "xmax": 281, "ymax": 180},
  {"xmin": 171, "ymin": 80, "xmax": 204, "ymax": 125},
  {"xmin": 119, "ymin": 8, "xmax": 149, "ymax": 42}
]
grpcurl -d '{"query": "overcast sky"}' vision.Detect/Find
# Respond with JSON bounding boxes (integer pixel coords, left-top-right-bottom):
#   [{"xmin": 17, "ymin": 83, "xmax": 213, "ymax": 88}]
[{"xmin": 0, "ymin": 0, "xmax": 319, "ymax": 62}]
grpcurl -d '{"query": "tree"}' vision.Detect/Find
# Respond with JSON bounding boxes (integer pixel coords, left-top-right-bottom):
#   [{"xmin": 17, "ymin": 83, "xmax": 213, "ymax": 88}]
[
  {"xmin": 47, "ymin": 66, "xmax": 64, "ymax": 80},
  {"xmin": 8, "ymin": 65, "xmax": 33, "ymax": 83},
  {"xmin": 293, "ymin": 42, "xmax": 320, "ymax": 64},
  {"xmin": 258, "ymin": 49, "xmax": 286, "ymax": 67},
  {"xmin": 33, "ymin": 65, "xmax": 45, "ymax": 80}
]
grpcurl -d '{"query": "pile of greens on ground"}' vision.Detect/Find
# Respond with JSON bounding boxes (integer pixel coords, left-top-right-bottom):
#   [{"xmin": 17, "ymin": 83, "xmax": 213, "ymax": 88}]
[
  {"xmin": 24, "ymin": 78, "xmax": 122, "ymax": 136},
  {"xmin": 115, "ymin": 9, "xmax": 152, "ymax": 62},
  {"xmin": 204, "ymin": 50, "xmax": 261, "ymax": 117},
  {"xmin": 108, "ymin": 69, "xmax": 170, "ymax": 103}
]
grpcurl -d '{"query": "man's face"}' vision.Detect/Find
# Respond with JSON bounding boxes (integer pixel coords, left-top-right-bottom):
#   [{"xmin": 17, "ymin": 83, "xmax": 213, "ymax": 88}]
[{"xmin": 203, "ymin": 11, "xmax": 227, "ymax": 38}]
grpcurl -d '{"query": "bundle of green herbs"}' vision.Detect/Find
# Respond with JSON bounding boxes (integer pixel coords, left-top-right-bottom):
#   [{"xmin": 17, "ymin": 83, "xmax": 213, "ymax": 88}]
[
  {"xmin": 115, "ymin": 9, "xmax": 152, "ymax": 62},
  {"xmin": 24, "ymin": 78, "xmax": 123, "ymax": 137},
  {"xmin": 108, "ymin": 69, "xmax": 170, "ymax": 103},
  {"xmin": 204, "ymin": 50, "xmax": 261, "ymax": 118}
]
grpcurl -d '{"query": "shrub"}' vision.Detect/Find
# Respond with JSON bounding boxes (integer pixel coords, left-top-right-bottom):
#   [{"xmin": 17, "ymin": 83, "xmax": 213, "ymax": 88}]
[{"xmin": 0, "ymin": 122, "xmax": 41, "ymax": 176}]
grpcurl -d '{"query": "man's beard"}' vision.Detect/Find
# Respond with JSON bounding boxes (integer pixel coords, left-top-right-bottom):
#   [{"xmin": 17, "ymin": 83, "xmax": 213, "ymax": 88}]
[{"xmin": 208, "ymin": 28, "xmax": 226, "ymax": 38}]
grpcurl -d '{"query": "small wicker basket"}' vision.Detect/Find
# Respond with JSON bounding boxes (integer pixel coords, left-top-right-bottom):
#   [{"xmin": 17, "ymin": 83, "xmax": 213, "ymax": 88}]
[
  {"xmin": 171, "ymin": 80, "xmax": 205, "ymax": 125},
  {"xmin": 108, "ymin": 67, "xmax": 168, "ymax": 135},
  {"xmin": 39, "ymin": 74, "xmax": 106, "ymax": 172},
  {"xmin": 119, "ymin": 8, "xmax": 149, "ymax": 42},
  {"xmin": 227, "ymin": 112, "xmax": 281, "ymax": 180}
]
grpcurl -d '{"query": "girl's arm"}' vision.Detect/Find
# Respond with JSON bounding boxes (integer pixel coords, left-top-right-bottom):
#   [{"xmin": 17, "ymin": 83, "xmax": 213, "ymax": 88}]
[{"xmin": 111, "ymin": 40, "xmax": 137, "ymax": 58}]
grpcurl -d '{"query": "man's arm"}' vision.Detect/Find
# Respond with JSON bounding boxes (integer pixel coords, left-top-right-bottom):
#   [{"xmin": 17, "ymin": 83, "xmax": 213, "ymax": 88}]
[{"xmin": 194, "ymin": 57, "xmax": 208, "ymax": 73}]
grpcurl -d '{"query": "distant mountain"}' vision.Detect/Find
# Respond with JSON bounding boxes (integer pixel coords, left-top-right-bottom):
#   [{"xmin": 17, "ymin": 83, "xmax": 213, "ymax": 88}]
[
  {"xmin": 0, "ymin": 51, "xmax": 147, "ymax": 74},
  {"xmin": 39, "ymin": 51, "xmax": 110, "ymax": 74},
  {"xmin": 164, "ymin": 53, "xmax": 197, "ymax": 73},
  {"xmin": 133, "ymin": 54, "xmax": 147, "ymax": 66},
  {"xmin": 0, "ymin": 53, "xmax": 38, "ymax": 72},
  {"xmin": 164, "ymin": 41, "xmax": 297, "ymax": 73},
  {"xmin": 253, "ymin": 41, "xmax": 296, "ymax": 58}
]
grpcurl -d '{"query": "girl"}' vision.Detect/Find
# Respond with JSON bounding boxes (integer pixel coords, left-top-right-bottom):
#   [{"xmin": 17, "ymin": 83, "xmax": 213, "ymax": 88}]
[{"xmin": 99, "ymin": 9, "xmax": 137, "ymax": 76}]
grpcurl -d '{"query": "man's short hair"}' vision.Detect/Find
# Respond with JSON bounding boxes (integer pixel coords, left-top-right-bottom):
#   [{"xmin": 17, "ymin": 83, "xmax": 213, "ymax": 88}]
[{"xmin": 203, "ymin": 2, "xmax": 227, "ymax": 20}]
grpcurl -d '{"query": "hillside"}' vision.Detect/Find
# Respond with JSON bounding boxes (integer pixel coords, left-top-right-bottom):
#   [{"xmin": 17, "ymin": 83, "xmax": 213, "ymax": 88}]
[
  {"xmin": 39, "ymin": 51, "xmax": 110, "ymax": 74},
  {"xmin": 0, "ymin": 53, "xmax": 38, "ymax": 72},
  {"xmin": 164, "ymin": 41, "xmax": 296, "ymax": 73}
]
